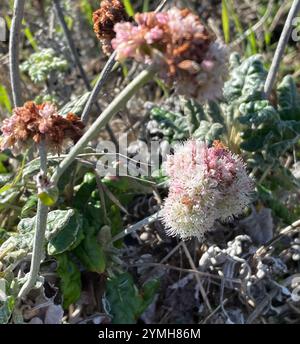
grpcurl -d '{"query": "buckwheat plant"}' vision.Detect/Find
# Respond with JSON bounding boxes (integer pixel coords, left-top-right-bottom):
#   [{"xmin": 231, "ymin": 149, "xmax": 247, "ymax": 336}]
[
  {"xmin": 161, "ymin": 140, "xmax": 254, "ymax": 240},
  {"xmin": 111, "ymin": 8, "xmax": 228, "ymax": 102},
  {"xmin": 3, "ymin": 1, "xmax": 230, "ymax": 301},
  {"xmin": 0, "ymin": 101, "xmax": 84, "ymax": 298}
]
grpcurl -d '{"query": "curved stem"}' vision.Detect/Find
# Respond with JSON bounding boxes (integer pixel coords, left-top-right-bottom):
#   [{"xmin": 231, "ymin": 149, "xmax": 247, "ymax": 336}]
[
  {"xmin": 264, "ymin": 0, "xmax": 300, "ymax": 98},
  {"xmin": 51, "ymin": 66, "xmax": 155, "ymax": 185},
  {"xmin": 9, "ymin": 0, "xmax": 25, "ymax": 107},
  {"xmin": 18, "ymin": 141, "xmax": 48, "ymax": 299}
]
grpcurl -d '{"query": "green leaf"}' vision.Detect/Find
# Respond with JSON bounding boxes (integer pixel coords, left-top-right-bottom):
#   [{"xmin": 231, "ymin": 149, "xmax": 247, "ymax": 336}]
[
  {"xmin": 240, "ymin": 127, "xmax": 274, "ymax": 152},
  {"xmin": 0, "ymin": 188, "xmax": 19, "ymax": 210},
  {"xmin": 142, "ymin": 0, "xmax": 150, "ymax": 12},
  {"xmin": 183, "ymin": 99, "xmax": 204, "ymax": 134},
  {"xmin": 23, "ymin": 21, "xmax": 38, "ymax": 51},
  {"xmin": 257, "ymin": 184, "xmax": 295, "ymax": 223},
  {"xmin": 56, "ymin": 253, "xmax": 81, "ymax": 309},
  {"xmin": 47, "ymin": 210, "xmax": 84, "ymax": 255},
  {"xmin": 227, "ymin": 0, "xmax": 243, "ymax": 34},
  {"xmin": 3, "ymin": 209, "xmax": 84, "ymax": 261},
  {"xmin": 0, "ymin": 296, "xmax": 15, "ymax": 324},
  {"xmin": 21, "ymin": 195, "xmax": 38, "ymax": 218},
  {"xmin": 205, "ymin": 101, "xmax": 224, "ymax": 125},
  {"xmin": 0, "ymin": 154, "xmax": 8, "ymax": 174},
  {"xmin": 224, "ymin": 54, "xmax": 267, "ymax": 103},
  {"xmin": 247, "ymin": 29, "xmax": 258, "ymax": 55},
  {"xmin": 106, "ymin": 273, "xmax": 159, "ymax": 324},
  {"xmin": 73, "ymin": 223, "xmax": 106, "ymax": 273},
  {"xmin": 21, "ymin": 49, "xmax": 68, "ymax": 84},
  {"xmin": 0, "ymin": 84, "xmax": 12, "ymax": 112},
  {"xmin": 73, "ymin": 172, "xmax": 96, "ymax": 210},
  {"xmin": 277, "ymin": 75, "xmax": 300, "ymax": 121},
  {"xmin": 123, "ymin": 0, "xmax": 134, "ymax": 17},
  {"xmin": 59, "ymin": 92, "xmax": 90, "ymax": 116},
  {"xmin": 80, "ymin": 0, "xmax": 93, "ymax": 24},
  {"xmin": 0, "ymin": 228, "xmax": 9, "ymax": 245},
  {"xmin": 0, "ymin": 153, "xmax": 27, "ymax": 195},
  {"xmin": 222, "ymin": 0, "xmax": 230, "ymax": 44},
  {"xmin": 239, "ymin": 100, "xmax": 279, "ymax": 126},
  {"xmin": 139, "ymin": 279, "xmax": 160, "ymax": 314},
  {"xmin": 193, "ymin": 121, "xmax": 224, "ymax": 143}
]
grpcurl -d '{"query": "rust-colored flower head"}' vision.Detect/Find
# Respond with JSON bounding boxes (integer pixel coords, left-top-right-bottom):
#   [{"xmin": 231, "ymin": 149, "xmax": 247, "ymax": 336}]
[
  {"xmin": 112, "ymin": 8, "xmax": 229, "ymax": 102},
  {"xmin": 93, "ymin": 0, "xmax": 130, "ymax": 55},
  {"xmin": 0, "ymin": 102, "xmax": 84, "ymax": 155}
]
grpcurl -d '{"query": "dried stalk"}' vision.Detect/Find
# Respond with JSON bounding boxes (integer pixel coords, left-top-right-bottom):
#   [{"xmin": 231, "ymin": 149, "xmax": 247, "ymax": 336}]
[
  {"xmin": 111, "ymin": 210, "xmax": 161, "ymax": 243},
  {"xmin": 264, "ymin": 0, "xmax": 300, "ymax": 98},
  {"xmin": 182, "ymin": 242, "xmax": 212, "ymax": 312},
  {"xmin": 9, "ymin": 0, "xmax": 25, "ymax": 107}
]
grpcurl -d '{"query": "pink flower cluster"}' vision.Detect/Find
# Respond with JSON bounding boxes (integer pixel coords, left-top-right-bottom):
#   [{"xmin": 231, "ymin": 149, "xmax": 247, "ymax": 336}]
[
  {"xmin": 161, "ymin": 140, "xmax": 253, "ymax": 240},
  {"xmin": 112, "ymin": 8, "xmax": 228, "ymax": 102}
]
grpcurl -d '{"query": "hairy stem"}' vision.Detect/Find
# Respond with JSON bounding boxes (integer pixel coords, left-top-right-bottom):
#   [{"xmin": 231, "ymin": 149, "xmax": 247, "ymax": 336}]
[
  {"xmin": 18, "ymin": 141, "xmax": 48, "ymax": 299},
  {"xmin": 9, "ymin": 0, "xmax": 25, "ymax": 107},
  {"xmin": 51, "ymin": 66, "xmax": 155, "ymax": 185},
  {"xmin": 264, "ymin": 0, "xmax": 300, "ymax": 98},
  {"xmin": 52, "ymin": 0, "xmax": 116, "ymax": 144}
]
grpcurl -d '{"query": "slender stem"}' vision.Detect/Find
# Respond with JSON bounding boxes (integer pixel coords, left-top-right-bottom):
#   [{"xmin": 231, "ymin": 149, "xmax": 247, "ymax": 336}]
[
  {"xmin": 18, "ymin": 141, "xmax": 48, "ymax": 299},
  {"xmin": 52, "ymin": 0, "xmax": 117, "ymax": 144},
  {"xmin": 9, "ymin": 0, "xmax": 25, "ymax": 107},
  {"xmin": 51, "ymin": 66, "xmax": 155, "ymax": 185},
  {"xmin": 155, "ymin": 0, "xmax": 168, "ymax": 12},
  {"xmin": 81, "ymin": 52, "xmax": 117, "ymax": 124},
  {"xmin": 182, "ymin": 242, "xmax": 212, "ymax": 312},
  {"xmin": 110, "ymin": 211, "xmax": 161, "ymax": 243},
  {"xmin": 111, "ymin": 211, "xmax": 160, "ymax": 243},
  {"xmin": 53, "ymin": 0, "xmax": 90, "ymax": 89},
  {"xmin": 264, "ymin": 0, "xmax": 300, "ymax": 98}
]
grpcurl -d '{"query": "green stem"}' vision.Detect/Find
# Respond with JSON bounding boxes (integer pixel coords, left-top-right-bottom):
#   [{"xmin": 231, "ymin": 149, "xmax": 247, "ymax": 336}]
[
  {"xmin": 51, "ymin": 66, "xmax": 155, "ymax": 185},
  {"xmin": 18, "ymin": 141, "xmax": 48, "ymax": 299}
]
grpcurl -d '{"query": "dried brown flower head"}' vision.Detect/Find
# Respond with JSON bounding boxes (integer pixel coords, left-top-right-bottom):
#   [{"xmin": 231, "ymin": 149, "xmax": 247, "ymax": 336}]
[
  {"xmin": 0, "ymin": 102, "xmax": 84, "ymax": 155},
  {"xmin": 93, "ymin": 0, "xmax": 129, "ymax": 55}
]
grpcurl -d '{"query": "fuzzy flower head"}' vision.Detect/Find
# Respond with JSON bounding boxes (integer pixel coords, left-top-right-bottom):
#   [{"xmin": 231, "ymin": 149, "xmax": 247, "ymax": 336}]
[
  {"xmin": 93, "ymin": 0, "xmax": 130, "ymax": 55},
  {"xmin": 0, "ymin": 102, "xmax": 84, "ymax": 155},
  {"xmin": 161, "ymin": 140, "xmax": 253, "ymax": 240},
  {"xmin": 112, "ymin": 8, "xmax": 228, "ymax": 102}
]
